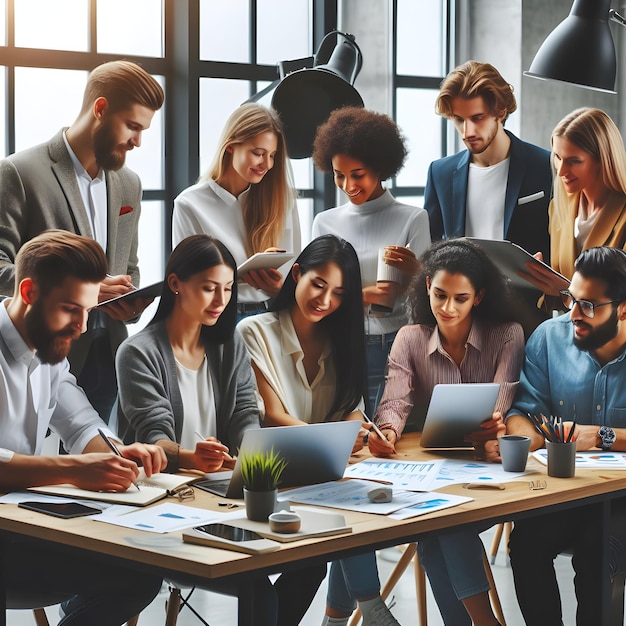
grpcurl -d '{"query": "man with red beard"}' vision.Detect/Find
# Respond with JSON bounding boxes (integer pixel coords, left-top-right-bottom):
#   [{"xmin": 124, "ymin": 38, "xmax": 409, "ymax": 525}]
[
  {"xmin": 0, "ymin": 230, "xmax": 167, "ymax": 625},
  {"xmin": 485, "ymin": 246, "xmax": 626, "ymax": 625},
  {"xmin": 0, "ymin": 60, "xmax": 164, "ymax": 423}
]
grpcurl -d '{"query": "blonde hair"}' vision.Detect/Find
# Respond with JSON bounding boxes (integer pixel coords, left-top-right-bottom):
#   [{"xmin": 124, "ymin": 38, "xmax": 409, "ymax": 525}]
[
  {"xmin": 436, "ymin": 61, "xmax": 517, "ymax": 122},
  {"xmin": 203, "ymin": 103, "xmax": 296, "ymax": 254},
  {"xmin": 551, "ymin": 108, "xmax": 626, "ymax": 210}
]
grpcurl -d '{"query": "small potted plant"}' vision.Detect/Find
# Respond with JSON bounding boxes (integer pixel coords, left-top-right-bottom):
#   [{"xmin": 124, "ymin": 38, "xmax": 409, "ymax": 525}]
[{"xmin": 240, "ymin": 447, "xmax": 287, "ymax": 521}]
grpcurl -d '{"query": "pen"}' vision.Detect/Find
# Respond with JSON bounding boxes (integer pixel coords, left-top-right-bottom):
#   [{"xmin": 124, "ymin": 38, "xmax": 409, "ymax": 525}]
[
  {"xmin": 97, "ymin": 428, "xmax": 140, "ymax": 491},
  {"xmin": 362, "ymin": 413, "xmax": 388, "ymax": 442}
]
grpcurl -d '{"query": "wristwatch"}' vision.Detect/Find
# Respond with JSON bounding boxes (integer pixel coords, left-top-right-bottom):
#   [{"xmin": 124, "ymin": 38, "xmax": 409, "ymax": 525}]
[{"xmin": 598, "ymin": 426, "xmax": 616, "ymax": 450}]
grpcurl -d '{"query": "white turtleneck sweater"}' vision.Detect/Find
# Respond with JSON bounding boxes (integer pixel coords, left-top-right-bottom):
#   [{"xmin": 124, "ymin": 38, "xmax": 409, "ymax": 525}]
[{"xmin": 311, "ymin": 189, "xmax": 430, "ymax": 336}]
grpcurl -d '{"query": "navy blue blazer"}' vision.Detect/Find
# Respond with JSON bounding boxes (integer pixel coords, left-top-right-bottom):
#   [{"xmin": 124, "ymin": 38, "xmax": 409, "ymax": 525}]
[{"xmin": 424, "ymin": 130, "xmax": 552, "ymax": 262}]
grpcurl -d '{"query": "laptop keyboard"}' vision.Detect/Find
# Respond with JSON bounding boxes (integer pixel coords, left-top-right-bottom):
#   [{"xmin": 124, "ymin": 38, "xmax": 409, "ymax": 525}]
[{"xmin": 194, "ymin": 478, "xmax": 229, "ymax": 497}]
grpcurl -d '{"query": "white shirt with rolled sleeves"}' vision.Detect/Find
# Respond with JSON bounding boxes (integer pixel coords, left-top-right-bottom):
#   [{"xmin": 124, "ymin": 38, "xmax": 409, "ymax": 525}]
[{"xmin": 0, "ymin": 300, "xmax": 115, "ymax": 460}]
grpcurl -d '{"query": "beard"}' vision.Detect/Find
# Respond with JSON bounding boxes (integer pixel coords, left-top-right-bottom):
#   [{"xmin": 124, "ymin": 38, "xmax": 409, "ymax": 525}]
[
  {"xmin": 24, "ymin": 299, "xmax": 80, "ymax": 365},
  {"xmin": 93, "ymin": 117, "xmax": 126, "ymax": 171},
  {"xmin": 464, "ymin": 121, "xmax": 499, "ymax": 155},
  {"xmin": 573, "ymin": 306, "xmax": 619, "ymax": 352}
]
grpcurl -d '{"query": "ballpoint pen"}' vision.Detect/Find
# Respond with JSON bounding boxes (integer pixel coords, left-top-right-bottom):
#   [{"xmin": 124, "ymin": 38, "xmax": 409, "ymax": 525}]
[
  {"xmin": 97, "ymin": 428, "xmax": 141, "ymax": 491},
  {"xmin": 362, "ymin": 413, "xmax": 389, "ymax": 443}
]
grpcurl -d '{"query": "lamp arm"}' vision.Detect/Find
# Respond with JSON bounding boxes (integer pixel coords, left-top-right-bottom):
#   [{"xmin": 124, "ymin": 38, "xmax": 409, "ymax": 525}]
[{"xmin": 609, "ymin": 8, "xmax": 626, "ymax": 26}]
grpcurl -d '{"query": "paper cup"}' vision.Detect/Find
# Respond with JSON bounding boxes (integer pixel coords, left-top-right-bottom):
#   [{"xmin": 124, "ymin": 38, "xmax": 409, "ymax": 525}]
[{"xmin": 372, "ymin": 247, "xmax": 403, "ymax": 314}]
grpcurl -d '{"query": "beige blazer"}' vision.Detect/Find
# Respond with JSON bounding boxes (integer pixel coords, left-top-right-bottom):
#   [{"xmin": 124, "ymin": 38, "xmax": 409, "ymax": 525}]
[{"xmin": 549, "ymin": 191, "xmax": 626, "ymax": 279}]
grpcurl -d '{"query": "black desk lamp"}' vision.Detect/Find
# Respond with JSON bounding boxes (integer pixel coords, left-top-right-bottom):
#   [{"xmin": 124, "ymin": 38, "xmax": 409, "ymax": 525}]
[{"xmin": 524, "ymin": 0, "xmax": 626, "ymax": 93}]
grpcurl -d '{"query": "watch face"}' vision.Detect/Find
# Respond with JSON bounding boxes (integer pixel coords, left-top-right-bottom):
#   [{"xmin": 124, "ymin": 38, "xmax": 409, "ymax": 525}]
[{"xmin": 600, "ymin": 426, "xmax": 616, "ymax": 448}]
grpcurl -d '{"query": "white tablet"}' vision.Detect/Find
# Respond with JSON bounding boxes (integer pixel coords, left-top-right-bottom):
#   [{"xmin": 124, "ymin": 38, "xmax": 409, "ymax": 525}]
[
  {"xmin": 420, "ymin": 383, "xmax": 501, "ymax": 448},
  {"xmin": 237, "ymin": 252, "xmax": 294, "ymax": 274},
  {"xmin": 96, "ymin": 281, "xmax": 164, "ymax": 308}
]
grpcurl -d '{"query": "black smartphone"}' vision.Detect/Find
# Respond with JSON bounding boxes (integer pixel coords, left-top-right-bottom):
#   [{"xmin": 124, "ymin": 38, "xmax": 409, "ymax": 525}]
[
  {"xmin": 193, "ymin": 523, "xmax": 263, "ymax": 542},
  {"xmin": 18, "ymin": 501, "xmax": 103, "ymax": 519}
]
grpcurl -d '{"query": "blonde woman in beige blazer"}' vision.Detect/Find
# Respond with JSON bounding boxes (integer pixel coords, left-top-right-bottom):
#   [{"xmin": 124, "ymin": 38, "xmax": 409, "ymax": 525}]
[{"xmin": 526, "ymin": 108, "xmax": 626, "ymax": 302}]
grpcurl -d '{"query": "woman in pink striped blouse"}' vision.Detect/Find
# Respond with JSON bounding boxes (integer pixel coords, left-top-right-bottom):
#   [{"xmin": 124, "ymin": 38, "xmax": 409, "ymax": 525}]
[{"xmin": 370, "ymin": 239, "xmax": 525, "ymax": 626}]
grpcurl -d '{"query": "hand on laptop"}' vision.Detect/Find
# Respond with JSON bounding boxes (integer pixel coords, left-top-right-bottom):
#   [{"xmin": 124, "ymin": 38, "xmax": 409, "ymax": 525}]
[{"xmin": 465, "ymin": 412, "xmax": 505, "ymax": 460}]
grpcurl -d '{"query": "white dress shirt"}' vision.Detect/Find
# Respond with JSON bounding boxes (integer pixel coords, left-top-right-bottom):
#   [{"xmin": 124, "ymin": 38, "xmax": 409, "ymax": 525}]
[
  {"xmin": 0, "ymin": 301, "xmax": 114, "ymax": 460},
  {"xmin": 238, "ymin": 310, "xmax": 365, "ymax": 423}
]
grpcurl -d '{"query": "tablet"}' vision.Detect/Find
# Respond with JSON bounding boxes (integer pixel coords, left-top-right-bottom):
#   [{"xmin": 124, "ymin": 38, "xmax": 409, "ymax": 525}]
[
  {"xmin": 237, "ymin": 252, "xmax": 294, "ymax": 274},
  {"xmin": 97, "ymin": 281, "xmax": 164, "ymax": 307},
  {"xmin": 420, "ymin": 383, "xmax": 500, "ymax": 448}
]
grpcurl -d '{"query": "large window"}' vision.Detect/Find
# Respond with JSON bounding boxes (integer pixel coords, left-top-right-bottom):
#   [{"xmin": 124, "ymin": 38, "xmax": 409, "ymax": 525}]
[
  {"xmin": 391, "ymin": 0, "xmax": 453, "ymax": 206},
  {"xmin": 0, "ymin": 0, "xmax": 453, "ymax": 331}
]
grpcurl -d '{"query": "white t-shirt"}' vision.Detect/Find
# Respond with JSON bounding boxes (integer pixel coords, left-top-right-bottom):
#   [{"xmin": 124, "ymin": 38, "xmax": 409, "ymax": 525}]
[
  {"xmin": 172, "ymin": 178, "xmax": 301, "ymax": 304},
  {"xmin": 176, "ymin": 356, "xmax": 217, "ymax": 450},
  {"xmin": 238, "ymin": 310, "xmax": 365, "ymax": 423},
  {"xmin": 465, "ymin": 158, "xmax": 510, "ymax": 240}
]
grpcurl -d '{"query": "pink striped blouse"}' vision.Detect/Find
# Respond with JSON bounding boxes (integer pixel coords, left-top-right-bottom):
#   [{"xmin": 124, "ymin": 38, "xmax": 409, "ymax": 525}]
[{"xmin": 374, "ymin": 320, "xmax": 525, "ymax": 438}]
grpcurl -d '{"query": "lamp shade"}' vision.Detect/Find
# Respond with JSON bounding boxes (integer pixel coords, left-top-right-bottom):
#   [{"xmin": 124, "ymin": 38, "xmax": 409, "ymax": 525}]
[
  {"xmin": 524, "ymin": 0, "xmax": 617, "ymax": 93},
  {"xmin": 271, "ymin": 32, "xmax": 364, "ymax": 159}
]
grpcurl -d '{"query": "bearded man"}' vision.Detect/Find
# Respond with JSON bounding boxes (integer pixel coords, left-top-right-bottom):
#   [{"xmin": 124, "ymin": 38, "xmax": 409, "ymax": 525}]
[
  {"xmin": 486, "ymin": 246, "xmax": 626, "ymax": 626},
  {"xmin": 0, "ymin": 60, "xmax": 164, "ymax": 421}
]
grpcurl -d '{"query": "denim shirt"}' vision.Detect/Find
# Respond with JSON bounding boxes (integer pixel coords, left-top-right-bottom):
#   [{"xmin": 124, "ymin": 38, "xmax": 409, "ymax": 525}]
[{"xmin": 508, "ymin": 313, "xmax": 626, "ymax": 428}]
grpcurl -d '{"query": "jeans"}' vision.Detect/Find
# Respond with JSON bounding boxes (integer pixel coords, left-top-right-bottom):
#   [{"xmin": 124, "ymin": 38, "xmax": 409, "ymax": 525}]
[
  {"xmin": 326, "ymin": 553, "xmax": 381, "ymax": 614},
  {"xmin": 365, "ymin": 331, "xmax": 397, "ymax": 416},
  {"xmin": 417, "ymin": 528, "xmax": 491, "ymax": 626},
  {"xmin": 509, "ymin": 500, "xmax": 626, "ymax": 626},
  {"xmin": 3, "ymin": 534, "xmax": 162, "ymax": 626}
]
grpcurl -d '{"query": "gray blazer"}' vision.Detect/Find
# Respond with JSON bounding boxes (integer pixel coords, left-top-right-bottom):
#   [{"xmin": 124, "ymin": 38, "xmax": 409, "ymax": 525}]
[
  {"xmin": 0, "ymin": 129, "xmax": 142, "ymax": 374},
  {"xmin": 115, "ymin": 321, "xmax": 261, "ymax": 455}
]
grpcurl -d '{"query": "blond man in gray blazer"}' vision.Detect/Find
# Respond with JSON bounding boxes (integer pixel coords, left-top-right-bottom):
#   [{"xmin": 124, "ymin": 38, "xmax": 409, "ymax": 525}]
[{"xmin": 0, "ymin": 60, "xmax": 164, "ymax": 422}]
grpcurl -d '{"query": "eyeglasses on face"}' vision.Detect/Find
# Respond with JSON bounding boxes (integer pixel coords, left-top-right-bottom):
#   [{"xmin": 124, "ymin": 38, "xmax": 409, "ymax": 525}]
[{"xmin": 559, "ymin": 290, "xmax": 621, "ymax": 319}]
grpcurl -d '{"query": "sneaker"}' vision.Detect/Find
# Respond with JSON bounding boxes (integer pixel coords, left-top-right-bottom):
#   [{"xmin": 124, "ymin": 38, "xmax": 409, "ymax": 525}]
[{"xmin": 361, "ymin": 596, "xmax": 400, "ymax": 625}]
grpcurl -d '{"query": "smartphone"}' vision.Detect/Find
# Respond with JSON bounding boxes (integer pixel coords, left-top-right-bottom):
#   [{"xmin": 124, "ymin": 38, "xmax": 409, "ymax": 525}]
[
  {"xmin": 18, "ymin": 501, "xmax": 103, "ymax": 519},
  {"xmin": 193, "ymin": 523, "xmax": 263, "ymax": 542}
]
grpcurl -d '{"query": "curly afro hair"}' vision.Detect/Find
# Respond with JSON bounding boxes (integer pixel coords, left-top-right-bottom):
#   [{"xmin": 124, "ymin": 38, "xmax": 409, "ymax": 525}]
[{"xmin": 312, "ymin": 106, "xmax": 407, "ymax": 180}]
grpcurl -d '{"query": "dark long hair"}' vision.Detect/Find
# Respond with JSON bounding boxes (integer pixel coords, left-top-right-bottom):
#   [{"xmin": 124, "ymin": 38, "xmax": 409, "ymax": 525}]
[
  {"xmin": 271, "ymin": 235, "xmax": 366, "ymax": 420},
  {"xmin": 151, "ymin": 235, "xmax": 238, "ymax": 344},
  {"xmin": 408, "ymin": 239, "xmax": 517, "ymax": 325}
]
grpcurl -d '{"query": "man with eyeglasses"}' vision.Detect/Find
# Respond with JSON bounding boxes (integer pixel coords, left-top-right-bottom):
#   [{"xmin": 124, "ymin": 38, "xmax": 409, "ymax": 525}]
[{"xmin": 484, "ymin": 246, "xmax": 626, "ymax": 625}]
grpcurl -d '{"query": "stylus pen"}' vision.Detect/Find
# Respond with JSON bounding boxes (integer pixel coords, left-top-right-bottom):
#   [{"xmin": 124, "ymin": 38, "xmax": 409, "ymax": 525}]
[
  {"xmin": 97, "ymin": 428, "xmax": 141, "ymax": 491},
  {"xmin": 362, "ymin": 413, "xmax": 388, "ymax": 442}
]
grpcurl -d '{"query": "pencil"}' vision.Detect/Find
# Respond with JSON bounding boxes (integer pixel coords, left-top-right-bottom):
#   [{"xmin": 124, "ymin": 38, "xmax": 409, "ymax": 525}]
[{"xmin": 97, "ymin": 428, "xmax": 140, "ymax": 491}]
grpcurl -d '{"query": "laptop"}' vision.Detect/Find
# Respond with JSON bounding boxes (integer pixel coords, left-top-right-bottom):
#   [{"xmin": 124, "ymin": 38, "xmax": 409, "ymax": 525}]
[
  {"xmin": 420, "ymin": 383, "xmax": 501, "ymax": 448},
  {"xmin": 194, "ymin": 420, "xmax": 362, "ymax": 498}
]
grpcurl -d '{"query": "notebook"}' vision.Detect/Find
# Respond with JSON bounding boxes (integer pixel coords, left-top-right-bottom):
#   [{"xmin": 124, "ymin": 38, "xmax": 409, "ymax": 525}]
[
  {"xmin": 420, "ymin": 383, "xmax": 501, "ymax": 448},
  {"xmin": 28, "ymin": 470, "xmax": 197, "ymax": 507},
  {"xmin": 194, "ymin": 421, "xmax": 362, "ymax": 499}
]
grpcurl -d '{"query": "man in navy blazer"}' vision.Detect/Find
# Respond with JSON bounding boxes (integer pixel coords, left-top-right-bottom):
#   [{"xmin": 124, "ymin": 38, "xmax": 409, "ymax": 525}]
[
  {"xmin": 425, "ymin": 61, "xmax": 552, "ymax": 263},
  {"xmin": 0, "ymin": 61, "xmax": 164, "ymax": 422}
]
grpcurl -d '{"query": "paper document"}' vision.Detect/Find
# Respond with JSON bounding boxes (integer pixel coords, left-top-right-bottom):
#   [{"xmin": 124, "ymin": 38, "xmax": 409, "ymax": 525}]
[
  {"xmin": 390, "ymin": 492, "xmax": 473, "ymax": 520},
  {"xmin": 532, "ymin": 449, "xmax": 626, "ymax": 469},
  {"xmin": 343, "ymin": 458, "xmax": 443, "ymax": 492}
]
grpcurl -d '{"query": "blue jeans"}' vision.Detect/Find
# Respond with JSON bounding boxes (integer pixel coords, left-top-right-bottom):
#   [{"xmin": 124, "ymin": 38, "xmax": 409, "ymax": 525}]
[
  {"xmin": 417, "ymin": 528, "xmax": 490, "ymax": 626},
  {"xmin": 326, "ymin": 553, "xmax": 381, "ymax": 614},
  {"xmin": 365, "ymin": 331, "xmax": 397, "ymax": 416}
]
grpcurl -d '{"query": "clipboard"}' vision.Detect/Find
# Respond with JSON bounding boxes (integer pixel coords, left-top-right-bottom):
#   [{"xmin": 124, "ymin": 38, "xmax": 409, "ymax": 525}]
[
  {"xmin": 464, "ymin": 238, "xmax": 569, "ymax": 291},
  {"xmin": 97, "ymin": 281, "xmax": 163, "ymax": 307},
  {"xmin": 237, "ymin": 252, "xmax": 294, "ymax": 274}
]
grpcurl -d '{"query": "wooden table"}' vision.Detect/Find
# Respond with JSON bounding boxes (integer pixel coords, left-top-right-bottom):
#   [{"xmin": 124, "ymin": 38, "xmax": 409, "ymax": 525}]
[{"xmin": 2, "ymin": 434, "xmax": 626, "ymax": 625}]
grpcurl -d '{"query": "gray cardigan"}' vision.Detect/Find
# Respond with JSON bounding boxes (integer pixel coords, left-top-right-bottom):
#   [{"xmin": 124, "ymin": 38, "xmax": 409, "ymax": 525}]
[{"xmin": 115, "ymin": 320, "xmax": 261, "ymax": 455}]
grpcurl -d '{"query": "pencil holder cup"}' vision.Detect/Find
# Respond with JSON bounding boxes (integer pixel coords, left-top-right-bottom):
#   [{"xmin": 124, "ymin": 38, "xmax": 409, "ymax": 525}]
[
  {"xmin": 546, "ymin": 441, "xmax": 576, "ymax": 478},
  {"xmin": 499, "ymin": 435, "xmax": 531, "ymax": 472}
]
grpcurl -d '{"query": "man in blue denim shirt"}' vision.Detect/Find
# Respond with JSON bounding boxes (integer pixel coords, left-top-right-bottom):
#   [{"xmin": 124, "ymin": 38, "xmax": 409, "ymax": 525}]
[{"xmin": 487, "ymin": 246, "xmax": 626, "ymax": 626}]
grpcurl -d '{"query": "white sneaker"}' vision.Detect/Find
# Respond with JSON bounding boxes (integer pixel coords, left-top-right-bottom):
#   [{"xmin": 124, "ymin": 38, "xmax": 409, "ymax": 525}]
[{"xmin": 361, "ymin": 596, "xmax": 400, "ymax": 625}]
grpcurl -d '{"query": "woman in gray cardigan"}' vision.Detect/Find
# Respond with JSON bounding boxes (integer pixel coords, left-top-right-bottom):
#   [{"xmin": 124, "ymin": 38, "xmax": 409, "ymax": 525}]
[{"xmin": 115, "ymin": 234, "xmax": 325, "ymax": 626}]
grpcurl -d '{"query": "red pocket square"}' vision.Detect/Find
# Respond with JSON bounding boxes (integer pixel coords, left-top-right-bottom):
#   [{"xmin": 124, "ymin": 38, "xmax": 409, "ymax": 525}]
[{"xmin": 119, "ymin": 205, "xmax": 133, "ymax": 216}]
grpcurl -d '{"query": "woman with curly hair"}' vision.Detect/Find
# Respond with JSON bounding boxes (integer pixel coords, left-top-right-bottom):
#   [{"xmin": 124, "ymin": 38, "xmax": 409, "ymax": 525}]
[
  {"xmin": 172, "ymin": 103, "xmax": 300, "ymax": 320},
  {"xmin": 312, "ymin": 106, "xmax": 430, "ymax": 413},
  {"xmin": 369, "ymin": 239, "xmax": 525, "ymax": 626}
]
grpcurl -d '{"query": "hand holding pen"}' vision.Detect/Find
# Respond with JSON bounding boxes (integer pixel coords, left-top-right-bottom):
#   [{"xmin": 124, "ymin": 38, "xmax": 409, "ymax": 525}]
[
  {"xmin": 363, "ymin": 414, "xmax": 398, "ymax": 456},
  {"xmin": 193, "ymin": 432, "xmax": 234, "ymax": 473},
  {"xmin": 97, "ymin": 429, "xmax": 141, "ymax": 491}
]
